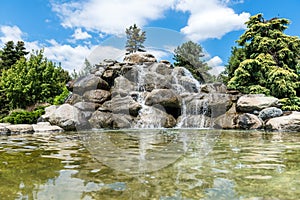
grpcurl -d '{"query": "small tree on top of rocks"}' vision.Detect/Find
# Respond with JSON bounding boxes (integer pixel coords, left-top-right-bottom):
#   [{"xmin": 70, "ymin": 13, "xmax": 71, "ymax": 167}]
[{"xmin": 125, "ymin": 24, "xmax": 146, "ymax": 54}]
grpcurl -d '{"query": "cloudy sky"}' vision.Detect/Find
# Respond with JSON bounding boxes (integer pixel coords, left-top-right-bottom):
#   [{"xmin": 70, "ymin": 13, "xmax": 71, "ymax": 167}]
[{"xmin": 0, "ymin": 0, "xmax": 299, "ymax": 74}]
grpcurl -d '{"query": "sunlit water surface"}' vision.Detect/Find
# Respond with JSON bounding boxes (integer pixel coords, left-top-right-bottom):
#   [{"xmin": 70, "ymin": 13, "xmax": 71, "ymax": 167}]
[{"xmin": 1, "ymin": 129, "xmax": 300, "ymax": 200}]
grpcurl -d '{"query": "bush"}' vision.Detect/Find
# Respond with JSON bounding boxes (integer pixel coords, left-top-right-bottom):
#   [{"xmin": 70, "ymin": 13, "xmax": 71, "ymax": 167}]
[
  {"xmin": 53, "ymin": 86, "xmax": 70, "ymax": 105},
  {"xmin": 0, "ymin": 108, "xmax": 45, "ymax": 124}
]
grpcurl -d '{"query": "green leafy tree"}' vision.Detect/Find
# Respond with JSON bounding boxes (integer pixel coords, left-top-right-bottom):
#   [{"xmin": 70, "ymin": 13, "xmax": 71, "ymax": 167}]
[
  {"xmin": 173, "ymin": 41, "xmax": 212, "ymax": 83},
  {"xmin": 0, "ymin": 41, "xmax": 28, "ymax": 71},
  {"xmin": 0, "ymin": 50, "xmax": 70, "ymax": 109},
  {"xmin": 227, "ymin": 14, "xmax": 300, "ymax": 101},
  {"xmin": 125, "ymin": 24, "xmax": 146, "ymax": 53}
]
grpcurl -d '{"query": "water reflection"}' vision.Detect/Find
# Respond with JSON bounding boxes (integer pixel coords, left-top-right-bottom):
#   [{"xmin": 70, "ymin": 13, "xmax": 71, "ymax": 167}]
[
  {"xmin": 1, "ymin": 130, "xmax": 300, "ymax": 199},
  {"xmin": 81, "ymin": 129, "xmax": 219, "ymax": 173}
]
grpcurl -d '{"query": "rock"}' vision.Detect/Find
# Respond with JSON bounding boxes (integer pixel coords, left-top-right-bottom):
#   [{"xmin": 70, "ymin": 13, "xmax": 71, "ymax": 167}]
[
  {"xmin": 89, "ymin": 111, "xmax": 113, "ymax": 129},
  {"xmin": 237, "ymin": 94, "xmax": 279, "ymax": 112},
  {"xmin": 47, "ymin": 104, "xmax": 89, "ymax": 131},
  {"xmin": 64, "ymin": 93, "xmax": 83, "ymax": 105},
  {"xmin": 39, "ymin": 105, "xmax": 58, "ymax": 122},
  {"xmin": 184, "ymin": 93, "xmax": 232, "ymax": 118},
  {"xmin": 265, "ymin": 111, "xmax": 300, "ymax": 132},
  {"xmin": 112, "ymin": 114, "xmax": 133, "ymax": 129},
  {"xmin": 101, "ymin": 96, "xmax": 142, "ymax": 117},
  {"xmin": 32, "ymin": 123, "xmax": 64, "ymax": 133},
  {"xmin": 159, "ymin": 60, "xmax": 172, "ymax": 68},
  {"xmin": 6, "ymin": 124, "xmax": 34, "ymax": 134},
  {"xmin": 83, "ymin": 89, "xmax": 111, "ymax": 104},
  {"xmin": 145, "ymin": 89, "xmax": 181, "ymax": 109},
  {"xmin": 148, "ymin": 63, "xmax": 172, "ymax": 75},
  {"xmin": 0, "ymin": 124, "xmax": 10, "ymax": 135},
  {"xmin": 200, "ymin": 83, "xmax": 227, "ymax": 93},
  {"xmin": 136, "ymin": 106, "xmax": 176, "ymax": 128},
  {"xmin": 238, "ymin": 113, "xmax": 263, "ymax": 130},
  {"xmin": 258, "ymin": 107, "xmax": 283, "ymax": 121},
  {"xmin": 112, "ymin": 76, "xmax": 135, "ymax": 94},
  {"xmin": 214, "ymin": 103, "xmax": 239, "ymax": 129},
  {"xmin": 74, "ymin": 102, "xmax": 99, "ymax": 111},
  {"xmin": 124, "ymin": 52, "xmax": 157, "ymax": 63},
  {"xmin": 73, "ymin": 74, "xmax": 110, "ymax": 94},
  {"xmin": 177, "ymin": 76, "xmax": 199, "ymax": 93}
]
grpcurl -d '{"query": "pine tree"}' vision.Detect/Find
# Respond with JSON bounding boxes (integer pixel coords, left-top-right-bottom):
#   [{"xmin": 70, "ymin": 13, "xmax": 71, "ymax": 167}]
[
  {"xmin": 0, "ymin": 40, "xmax": 28, "ymax": 71},
  {"xmin": 173, "ymin": 41, "xmax": 212, "ymax": 83},
  {"xmin": 125, "ymin": 24, "xmax": 146, "ymax": 54},
  {"xmin": 227, "ymin": 14, "xmax": 300, "ymax": 99}
]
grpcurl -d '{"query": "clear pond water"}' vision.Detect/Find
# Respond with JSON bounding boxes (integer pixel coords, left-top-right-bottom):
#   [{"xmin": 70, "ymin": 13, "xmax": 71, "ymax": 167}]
[{"xmin": 1, "ymin": 129, "xmax": 300, "ymax": 200}]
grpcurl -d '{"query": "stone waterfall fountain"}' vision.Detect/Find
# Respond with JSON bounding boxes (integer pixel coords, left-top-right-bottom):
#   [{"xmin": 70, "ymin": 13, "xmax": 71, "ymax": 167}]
[{"xmin": 41, "ymin": 53, "xmax": 233, "ymax": 131}]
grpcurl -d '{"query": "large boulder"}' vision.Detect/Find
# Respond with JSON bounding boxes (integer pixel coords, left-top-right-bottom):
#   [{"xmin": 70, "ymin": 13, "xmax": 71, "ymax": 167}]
[
  {"xmin": 124, "ymin": 52, "xmax": 157, "ymax": 63},
  {"xmin": 214, "ymin": 103, "xmax": 239, "ymax": 129},
  {"xmin": 112, "ymin": 114, "xmax": 133, "ymax": 129},
  {"xmin": 265, "ymin": 111, "xmax": 300, "ymax": 132},
  {"xmin": 112, "ymin": 76, "xmax": 135, "ymax": 95},
  {"xmin": 145, "ymin": 89, "xmax": 181, "ymax": 109},
  {"xmin": 83, "ymin": 89, "xmax": 111, "ymax": 104},
  {"xmin": 89, "ymin": 111, "xmax": 113, "ymax": 129},
  {"xmin": 258, "ymin": 107, "xmax": 283, "ymax": 121},
  {"xmin": 101, "ymin": 96, "xmax": 142, "ymax": 117},
  {"xmin": 238, "ymin": 113, "xmax": 263, "ymax": 130},
  {"xmin": 135, "ymin": 106, "xmax": 176, "ymax": 128},
  {"xmin": 237, "ymin": 94, "xmax": 279, "ymax": 112},
  {"xmin": 73, "ymin": 74, "xmax": 109, "ymax": 94},
  {"xmin": 46, "ymin": 104, "xmax": 89, "ymax": 131}
]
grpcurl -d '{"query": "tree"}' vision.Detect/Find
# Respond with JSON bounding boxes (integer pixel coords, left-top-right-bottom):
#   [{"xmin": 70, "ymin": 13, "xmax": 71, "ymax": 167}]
[
  {"xmin": 0, "ymin": 41, "xmax": 28, "ymax": 71},
  {"xmin": 0, "ymin": 50, "xmax": 70, "ymax": 109},
  {"xmin": 173, "ymin": 41, "xmax": 212, "ymax": 83},
  {"xmin": 125, "ymin": 24, "xmax": 146, "ymax": 53},
  {"xmin": 226, "ymin": 14, "xmax": 300, "ymax": 100}
]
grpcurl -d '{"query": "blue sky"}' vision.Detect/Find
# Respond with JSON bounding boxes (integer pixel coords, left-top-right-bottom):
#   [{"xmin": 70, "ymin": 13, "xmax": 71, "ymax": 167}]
[{"xmin": 0, "ymin": 0, "xmax": 299, "ymax": 74}]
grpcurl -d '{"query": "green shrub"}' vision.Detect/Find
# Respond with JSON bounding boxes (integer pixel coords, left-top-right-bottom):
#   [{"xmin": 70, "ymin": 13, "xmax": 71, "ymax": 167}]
[
  {"xmin": 53, "ymin": 86, "xmax": 70, "ymax": 105},
  {"xmin": 279, "ymin": 97, "xmax": 300, "ymax": 111},
  {"xmin": 0, "ymin": 108, "xmax": 45, "ymax": 124}
]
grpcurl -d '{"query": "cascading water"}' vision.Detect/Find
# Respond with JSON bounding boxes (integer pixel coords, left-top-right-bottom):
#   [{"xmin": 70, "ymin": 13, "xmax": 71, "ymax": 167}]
[{"xmin": 122, "ymin": 63, "xmax": 212, "ymax": 129}]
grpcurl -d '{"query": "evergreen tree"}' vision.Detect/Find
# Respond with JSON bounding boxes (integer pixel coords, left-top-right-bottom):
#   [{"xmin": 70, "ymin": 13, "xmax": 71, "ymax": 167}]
[
  {"xmin": 227, "ymin": 14, "xmax": 300, "ymax": 100},
  {"xmin": 0, "ymin": 40, "xmax": 28, "ymax": 71},
  {"xmin": 0, "ymin": 50, "xmax": 70, "ymax": 109},
  {"xmin": 125, "ymin": 24, "xmax": 146, "ymax": 53},
  {"xmin": 173, "ymin": 41, "xmax": 212, "ymax": 83}
]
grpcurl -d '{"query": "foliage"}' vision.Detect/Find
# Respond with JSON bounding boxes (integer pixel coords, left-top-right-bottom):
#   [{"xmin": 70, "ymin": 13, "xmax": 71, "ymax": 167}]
[
  {"xmin": 279, "ymin": 97, "xmax": 300, "ymax": 111},
  {"xmin": 173, "ymin": 41, "xmax": 213, "ymax": 83},
  {"xmin": 53, "ymin": 86, "xmax": 70, "ymax": 105},
  {"xmin": 0, "ymin": 50, "xmax": 70, "ymax": 109},
  {"xmin": 226, "ymin": 14, "xmax": 300, "ymax": 100},
  {"xmin": 0, "ymin": 41, "xmax": 28, "ymax": 72},
  {"xmin": 125, "ymin": 24, "xmax": 146, "ymax": 53},
  {"xmin": 71, "ymin": 58, "xmax": 94, "ymax": 79},
  {"xmin": 0, "ymin": 108, "xmax": 45, "ymax": 124}
]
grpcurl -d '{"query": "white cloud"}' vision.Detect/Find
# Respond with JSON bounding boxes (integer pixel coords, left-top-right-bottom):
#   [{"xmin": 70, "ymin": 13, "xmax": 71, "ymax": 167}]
[
  {"xmin": 51, "ymin": 0, "xmax": 175, "ymax": 35},
  {"xmin": 0, "ymin": 25, "xmax": 93, "ymax": 72},
  {"xmin": 0, "ymin": 25, "xmax": 23, "ymax": 44},
  {"xmin": 206, "ymin": 56, "xmax": 225, "ymax": 76},
  {"xmin": 72, "ymin": 28, "xmax": 92, "ymax": 40},
  {"xmin": 87, "ymin": 46, "xmax": 125, "ymax": 64},
  {"xmin": 175, "ymin": 0, "xmax": 250, "ymax": 41},
  {"xmin": 44, "ymin": 39, "xmax": 95, "ymax": 72}
]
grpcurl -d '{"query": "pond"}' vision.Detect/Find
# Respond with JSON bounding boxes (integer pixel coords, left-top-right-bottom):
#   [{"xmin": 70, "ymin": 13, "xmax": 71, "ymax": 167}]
[{"xmin": 1, "ymin": 129, "xmax": 300, "ymax": 200}]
